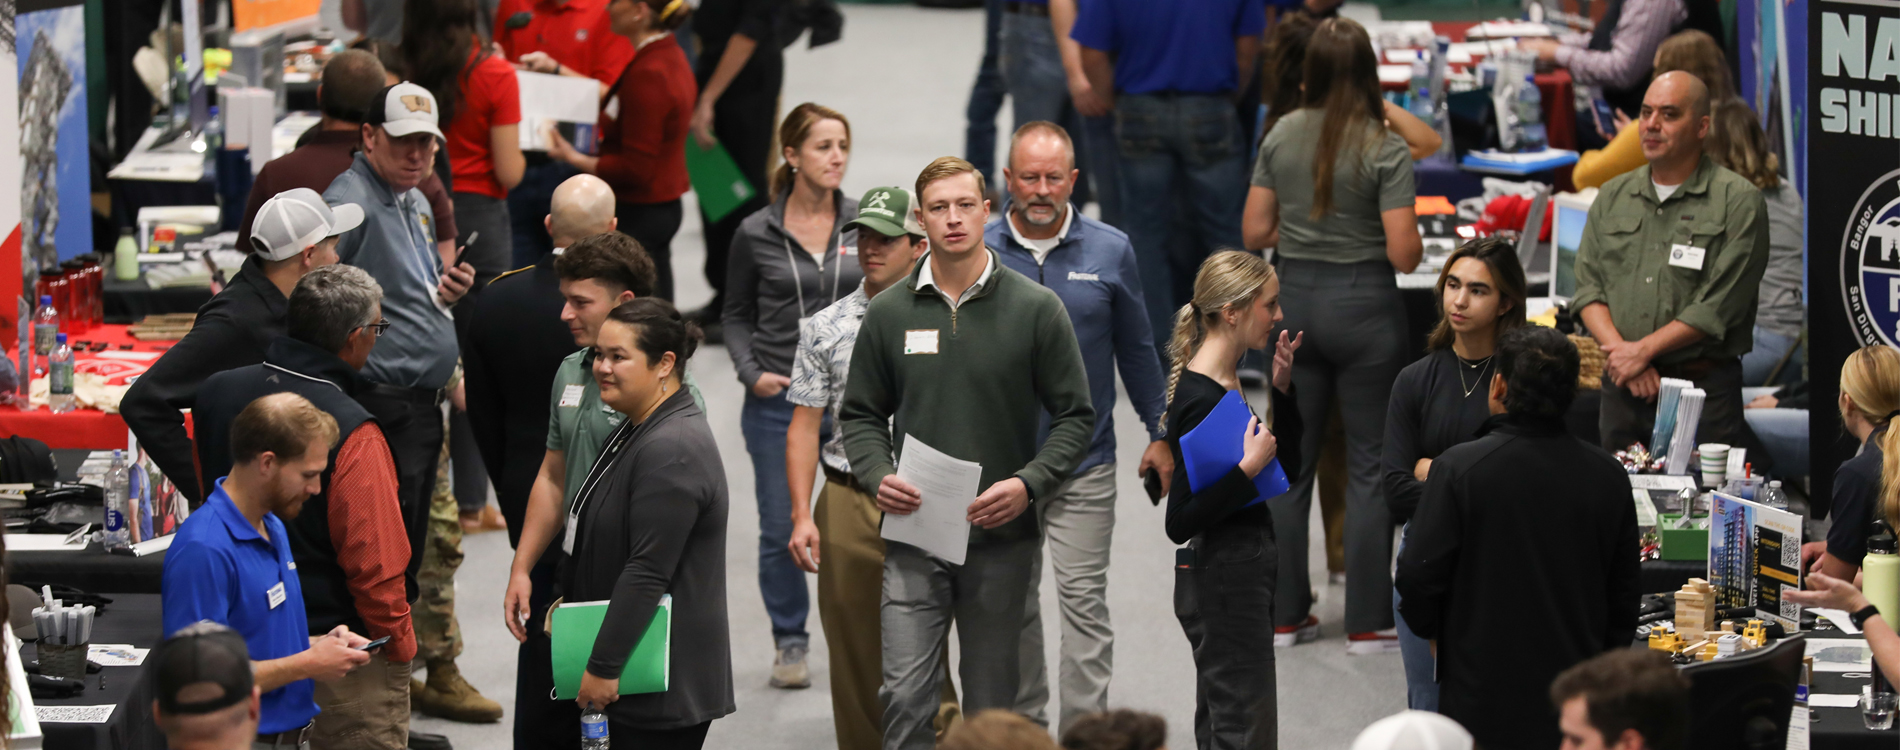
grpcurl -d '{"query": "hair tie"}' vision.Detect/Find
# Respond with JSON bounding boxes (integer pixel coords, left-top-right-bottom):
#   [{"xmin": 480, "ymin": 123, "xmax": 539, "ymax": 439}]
[
  {"xmin": 1887, "ymin": 409, "xmax": 1900, "ymax": 423},
  {"xmin": 660, "ymin": 0, "xmax": 685, "ymax": 19}
]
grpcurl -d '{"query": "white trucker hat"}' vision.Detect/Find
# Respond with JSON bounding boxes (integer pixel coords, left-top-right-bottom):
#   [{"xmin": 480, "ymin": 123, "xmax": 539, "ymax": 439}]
[
  {"xmin": 249, "ymin": 188, "xmax": 364, "ymax": 261},
  {"xmin": 1349, "ymin": 711, "xmax": 1474, "ymax": 750},
  {"xmin": 366, "ymin": 82, "xmax": 445, "ymax": 140}
]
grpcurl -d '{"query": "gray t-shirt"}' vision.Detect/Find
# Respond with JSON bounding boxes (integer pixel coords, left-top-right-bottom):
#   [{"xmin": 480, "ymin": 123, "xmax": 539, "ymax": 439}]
[
  {"xmin": 1755, "ymin": 183, "xmax": 1804, "ymax": 338},
  {"xmin": 1252, "ymin": 109, "xmax": 1416, "ymax": 264}
]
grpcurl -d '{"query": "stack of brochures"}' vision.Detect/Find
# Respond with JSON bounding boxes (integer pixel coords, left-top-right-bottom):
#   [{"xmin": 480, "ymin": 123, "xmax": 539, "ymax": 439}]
[
  {"xmin": 1663, "ymin": 389, "xmax": 1706, "ymax": 475},
  {"xmin": 1649, "ymin": 378, "xmax": 1695, "ymax": 456}
]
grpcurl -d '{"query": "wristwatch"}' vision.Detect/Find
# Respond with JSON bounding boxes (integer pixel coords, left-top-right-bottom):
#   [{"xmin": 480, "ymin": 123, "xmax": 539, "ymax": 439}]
[{"xmin": 1851, "ymin": 604, "xmax": 1883, "ymax": 630}]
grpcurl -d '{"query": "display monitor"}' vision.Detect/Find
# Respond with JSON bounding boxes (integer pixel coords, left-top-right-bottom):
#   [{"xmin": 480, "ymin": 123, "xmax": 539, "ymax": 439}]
[{"xmin": 1549, "ymin": 189, "xmax": 1596, "ymax": 304}]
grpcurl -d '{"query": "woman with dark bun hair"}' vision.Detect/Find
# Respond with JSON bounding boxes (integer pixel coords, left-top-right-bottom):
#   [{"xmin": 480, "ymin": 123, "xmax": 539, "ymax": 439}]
[
  {"xmin": 546, "ymin": 0, "xmax": 697, "ymax": 301},
  {"xmin": 559, "ymin": 297, "xmax": 733, "ymax": 748}
]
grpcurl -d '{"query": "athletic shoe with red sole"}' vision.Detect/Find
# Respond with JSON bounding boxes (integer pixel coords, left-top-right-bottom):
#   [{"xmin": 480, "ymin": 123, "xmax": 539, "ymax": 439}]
[
  {"xmin": 1347, "ymin": 629, "xmax": 1402, "ymax": 655},
  {"xmin": 1273, "ymin": 615, "xmax": 1320, "ymax": 647}
]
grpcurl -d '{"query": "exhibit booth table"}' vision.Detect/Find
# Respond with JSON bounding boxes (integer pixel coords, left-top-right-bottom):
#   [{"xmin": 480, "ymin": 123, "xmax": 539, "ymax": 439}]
[
  {"xmin": 21, "ymin": 593, "xmax": 165, "ymax": 750},
  {"xmin": 0, "ymin": 323, "xmax": 182, "ymax": 450}
]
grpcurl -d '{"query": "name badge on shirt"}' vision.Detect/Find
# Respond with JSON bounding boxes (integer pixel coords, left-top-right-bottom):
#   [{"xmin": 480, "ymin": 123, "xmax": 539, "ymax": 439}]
[
  {"xmin": 904, "ymin": 329, "xmax": 939, "ymax": 355},
  {"xmin": 604, "ymin": 96, "xmax": 621, "ymax": 122},
  {"xmin": 267, "ymin": 582, "xmax": 287, "ymax": 610},
  {"xmin": 559, "ymin": 384, "xmax": 585, "ymax": 408},
  {"xmin": 563, "ymin": 511, "xmax": 579, "ymax": 555},
  {"xmin": 1668, "ymin": 243, "xmax": 1706, "ymax": 271}
]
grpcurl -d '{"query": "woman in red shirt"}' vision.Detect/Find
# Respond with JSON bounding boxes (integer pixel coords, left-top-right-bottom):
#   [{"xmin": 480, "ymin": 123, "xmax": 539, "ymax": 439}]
[
  {"xmin": 405, "ymin": 0, "xmax": 527, "ymax": 289},
  {"xmin": 546, "ymin": 0, "xmax": 696, "ymax": 301}
]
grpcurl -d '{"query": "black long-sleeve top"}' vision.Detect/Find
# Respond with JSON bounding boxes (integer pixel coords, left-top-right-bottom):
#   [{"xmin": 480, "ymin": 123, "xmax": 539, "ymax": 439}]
[
  {"xmin": 1163, "ymin": 371, "xmax": 1303, "ymax": 545},
  {"xmin": 1395, "ymin": 414, "xmax": 1639, "ymax": 750},
  {"xmin": 120, "ymin": 257, "xmax": 287, "ymax": 503},
  {"xmin": 1381, "ymin": 349, "xmax": 1496, "ymax": 524},
  {"xmin": 561, "ymin": 388, "xmax": 733, "ymax": 728}
]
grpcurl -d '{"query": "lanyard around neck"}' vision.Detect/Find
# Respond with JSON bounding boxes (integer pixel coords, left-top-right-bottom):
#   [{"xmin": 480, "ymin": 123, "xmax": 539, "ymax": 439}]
[{"xmin": 782, "ymin": 228, "xmax": 842, "ymax": 319}]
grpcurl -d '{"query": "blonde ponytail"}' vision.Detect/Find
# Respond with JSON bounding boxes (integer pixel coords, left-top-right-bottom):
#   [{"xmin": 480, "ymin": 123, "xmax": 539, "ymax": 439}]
[
  {"xmin": 1161, "ymin": 250, "xmax": 1278, "ymax": 433},
  {"xmin": 1841, "ymin": 345, "xmax": 1900, "ymax": 529}
]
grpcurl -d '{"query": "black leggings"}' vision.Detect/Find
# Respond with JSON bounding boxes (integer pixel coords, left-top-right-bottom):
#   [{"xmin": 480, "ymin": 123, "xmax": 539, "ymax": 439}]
[
  {"xmin": 697, "ymin": 57, "xmax": 780, "ymax": 314},
  {"xmin": 617, "ymin": 200, "xmax": 685, "ymax": 302}
]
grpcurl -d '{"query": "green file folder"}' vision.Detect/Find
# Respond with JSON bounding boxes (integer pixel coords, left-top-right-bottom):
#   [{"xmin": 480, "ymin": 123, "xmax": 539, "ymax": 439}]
[
  {"xmin": 550, "ymin": 595, "xmax": 671, "ymax": 699},
  {"xmin": 685, "ymin": 139, "xmax": 758, "ymax": 223}
]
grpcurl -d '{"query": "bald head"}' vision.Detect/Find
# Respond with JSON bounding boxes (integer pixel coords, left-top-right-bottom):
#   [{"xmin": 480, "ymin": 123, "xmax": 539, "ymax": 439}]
[
  {"xmin": 1651, "ymin": 71, "xmax": 1710, "ymax": 117},
  {"xmin": 1639, "ymin": 71, "xmax": 1712, "ymax": 173},
  {"xmin": 547, "ymin": 175, "xmax": 619, "ymax": 250}
]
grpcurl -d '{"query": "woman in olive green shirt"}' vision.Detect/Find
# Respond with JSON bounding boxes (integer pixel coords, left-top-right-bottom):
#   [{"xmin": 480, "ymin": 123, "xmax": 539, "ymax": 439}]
[{"xmin": 1240, "ymin": 17, "xmax": 1423, "ymax": 651}]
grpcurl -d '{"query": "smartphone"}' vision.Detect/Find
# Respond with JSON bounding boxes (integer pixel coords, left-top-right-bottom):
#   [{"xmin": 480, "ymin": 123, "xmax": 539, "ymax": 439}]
[
  {"xmin": 453, "ymin": 230, "xmax": 478, "ymax": 268},
  {"xmin": 357, "ymin": 636, "xmax": 391, "ymax": 652},
  {"xmin": 1143, "ymin": 467, "xmax": 1164, "ymax": 504},
  {"xmin": 1591, "ymin": 99, "xmax": 1617, "ymax": 135}
]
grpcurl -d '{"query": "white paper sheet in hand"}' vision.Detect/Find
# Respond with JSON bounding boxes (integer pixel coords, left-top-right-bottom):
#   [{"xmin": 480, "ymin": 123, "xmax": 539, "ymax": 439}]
[
  {"xmin": 881, "ymin": 434, "xmax": 981, "ymax": 566},
  {"xmin": 517, "ymin": 71, "xmax": 601, "ymax": 151}
]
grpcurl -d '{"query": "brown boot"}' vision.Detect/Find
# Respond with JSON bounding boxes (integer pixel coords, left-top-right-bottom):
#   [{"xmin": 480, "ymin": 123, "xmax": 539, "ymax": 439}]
[
  {"xmin": 418, "ymin": 661, "xmax": 503, "ymax": 723},
  {"xmin": 411, "ymin": 678, "xmax": 425, "ymax": 711}
]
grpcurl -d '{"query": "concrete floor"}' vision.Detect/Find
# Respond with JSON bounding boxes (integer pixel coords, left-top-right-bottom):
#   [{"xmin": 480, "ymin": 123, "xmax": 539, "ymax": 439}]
[{"xmin": 412, "ymin": 6, "xmax": 1406, "ymax": 748}]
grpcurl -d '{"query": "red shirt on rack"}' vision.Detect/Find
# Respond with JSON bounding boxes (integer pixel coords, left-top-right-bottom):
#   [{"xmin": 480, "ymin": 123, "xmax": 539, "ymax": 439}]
[
  {"xmin": 445, "ymin": 48, "xmax": 523, "ymax": 199},
  {"xmin": 597, "ymin": 34, "xmax": 695, "ymax": 205}
]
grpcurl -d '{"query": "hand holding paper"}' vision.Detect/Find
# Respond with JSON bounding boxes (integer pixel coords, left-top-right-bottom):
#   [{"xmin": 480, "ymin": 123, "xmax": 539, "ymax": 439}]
[{"xmin": 880, "ymin": 435, "xmax": 981, "ymax": 565}]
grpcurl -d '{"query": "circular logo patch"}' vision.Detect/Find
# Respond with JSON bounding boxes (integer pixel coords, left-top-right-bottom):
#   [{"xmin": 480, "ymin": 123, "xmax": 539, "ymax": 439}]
[{"xmin": 1841, "ymin": 169, "xmax": 1900, "ymax": 347}]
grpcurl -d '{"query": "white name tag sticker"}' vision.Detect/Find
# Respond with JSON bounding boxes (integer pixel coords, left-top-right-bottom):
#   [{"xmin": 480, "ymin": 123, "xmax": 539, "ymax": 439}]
[
  {"xmin": 904, "ymin": 329, "xmax": 939, "ymax": 355},
  {"xmin": 287, "ymin": 562, "xmax": 296, "ymax": 570},
  {"xmin": 1668, "ymin": 243, "xmax": 1706, "ymax": 271},
  {"xmin": 559, "ymin": 384, "xmax": 585, "ymax": 408},
  {"xmin": 267, "ymin": 582, "xmax": 287, "ymax": 609},
  {"xmin": 562, "ymin": 512, "xmax": 579, "ymax": 554}
]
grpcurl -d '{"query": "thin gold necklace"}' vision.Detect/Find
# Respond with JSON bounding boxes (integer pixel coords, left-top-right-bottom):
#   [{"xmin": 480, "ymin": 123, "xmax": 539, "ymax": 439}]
[{"xmin": 1455, "ymin": 353, "xmax": 1493, "ymax": 399}]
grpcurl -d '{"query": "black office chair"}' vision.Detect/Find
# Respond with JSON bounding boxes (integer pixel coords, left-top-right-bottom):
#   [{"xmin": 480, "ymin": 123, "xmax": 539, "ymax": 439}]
[{"xmin": 1682, "ymin": 632, "xmax": 1806, "ymax": 750}]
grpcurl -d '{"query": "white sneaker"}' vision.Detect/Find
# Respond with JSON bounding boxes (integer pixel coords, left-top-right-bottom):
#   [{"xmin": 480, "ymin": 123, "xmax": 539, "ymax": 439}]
[
  {"xmin": 1273, "ymin": 615, "xmax": 1320, "ymax": 647},
  {"xmin": 1328, "ymin": 572, "xmax": 1347, "ymax": 586},
  {"xmin": 1347, "ymin": 629, "xmax": 1403, "ymax": 655}
]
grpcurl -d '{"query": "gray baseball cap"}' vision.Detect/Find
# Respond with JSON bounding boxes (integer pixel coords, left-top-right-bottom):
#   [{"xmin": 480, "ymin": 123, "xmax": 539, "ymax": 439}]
[
  {"xmin": 249, "ymin": 188, "xmax": 364, "ymax": 260},
  {"xmin": 843, "ymin": 187, "xmax": 924, "ymax": 238}
]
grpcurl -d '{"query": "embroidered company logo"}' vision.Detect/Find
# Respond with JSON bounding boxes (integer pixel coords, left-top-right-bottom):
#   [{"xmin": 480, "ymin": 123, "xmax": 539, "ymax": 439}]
[
  {"xmin": 1841, "ymin": 169, "xmax": 1900, "ymax": 347},
  {"xmin": 862, "ymin": 190, "xmax": 897, "ymax": 220},
  {"xmin": 400, "ymin": 95, "xmax": 433, "ymax": 114},
  {"xmin": 1068, "ymin": 271, "xmax": 1100, "ymax": 282}
]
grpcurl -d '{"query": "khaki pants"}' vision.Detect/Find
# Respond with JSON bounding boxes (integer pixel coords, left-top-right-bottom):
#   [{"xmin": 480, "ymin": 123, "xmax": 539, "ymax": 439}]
[
  {"xmin": 814, "ymin": 479, "xmax": 959, "ymax": 750},
  {"xmin": 311, "ymin": 654, "xmax": 410, "ymax": 750}
]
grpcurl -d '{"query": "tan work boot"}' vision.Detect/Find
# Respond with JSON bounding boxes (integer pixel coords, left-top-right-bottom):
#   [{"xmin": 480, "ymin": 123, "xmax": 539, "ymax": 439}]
[
  {"xmin": 418, "ymin": 661, "xmax": 503, "ymax": 723},
  {"xmin": 410, "ymin": 677, "xmax": 425, "ymax": 711}
]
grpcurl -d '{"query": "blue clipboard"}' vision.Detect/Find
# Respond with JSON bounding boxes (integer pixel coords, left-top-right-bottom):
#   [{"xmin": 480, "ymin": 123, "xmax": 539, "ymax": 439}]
[{"xmin": 1179, "ymin": 391, "xmax": 1291, "ymax": 506}]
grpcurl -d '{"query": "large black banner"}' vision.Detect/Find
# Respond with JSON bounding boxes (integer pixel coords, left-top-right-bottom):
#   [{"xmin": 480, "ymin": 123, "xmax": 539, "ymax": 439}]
[{"xmin": 1811, "ymin": 0, "xmax": 1900, "ymax": 510}]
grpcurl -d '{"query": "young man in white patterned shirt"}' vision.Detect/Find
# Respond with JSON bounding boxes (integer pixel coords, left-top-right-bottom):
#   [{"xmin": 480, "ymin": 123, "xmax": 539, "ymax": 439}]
[{"xmin": 784, "ymin": 186, "xmax": 944, "ymax": 750}]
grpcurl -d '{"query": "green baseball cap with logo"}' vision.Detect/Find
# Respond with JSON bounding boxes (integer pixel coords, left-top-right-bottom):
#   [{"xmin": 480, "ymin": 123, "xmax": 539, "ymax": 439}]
[{"xmin": 844, "ymin": 187, "xmax": 924, "ymax": 238}]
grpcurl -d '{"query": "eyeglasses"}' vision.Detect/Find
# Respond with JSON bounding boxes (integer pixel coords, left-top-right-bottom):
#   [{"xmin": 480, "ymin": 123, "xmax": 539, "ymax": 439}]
[{"xmin": 355, "ymin": 319, "xmax": 391, "ymax": 338}]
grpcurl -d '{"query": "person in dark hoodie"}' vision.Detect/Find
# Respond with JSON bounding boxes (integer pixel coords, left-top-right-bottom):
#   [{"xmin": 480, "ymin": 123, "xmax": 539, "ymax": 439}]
[
  {"xmin": 190, "ymin": 264, "xmax": 415, "ymax": 750},
  {"xmin": 1396, "ymin": 326, "xmax": 1640, "ymax": 750}
]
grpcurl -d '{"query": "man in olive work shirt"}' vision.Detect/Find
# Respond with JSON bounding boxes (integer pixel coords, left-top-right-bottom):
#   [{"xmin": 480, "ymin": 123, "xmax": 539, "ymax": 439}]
[
  {"xmin": 1572, "ymin": 71, "xmax": 1768, "ymax": 453},
  {"xmin": 840, "ymin": 157, "xmax": 1094, "ymax": 750}
]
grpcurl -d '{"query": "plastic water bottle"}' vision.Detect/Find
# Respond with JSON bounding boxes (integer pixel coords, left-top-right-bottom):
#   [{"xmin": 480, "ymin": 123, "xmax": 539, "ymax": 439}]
[
  {"xmin": 104, "ymin": 450, "xmax": 131, "ymax": 552},
  {"xmin": 32, "ymin": 295, "xmax": 58, "ymax": 356},
  {"xmin": 115, "ymin": 229, "xmax": 140, "ymax": 282},
  {"xmin": 580, "ymin": 706, "xmax": 609, "ymax": 750},
  {"xmin": 48, "ymin": 334, "xmax": 73, "ymax": 414},
  {"xmin": 1408, "ymin": 60, "xmax": 1432, "ymax": 119},
  {"xmin": 1758, "ymin": 480, "xmax": 1788, "ymax": 510},
  {"xmin": 1512, "ymin": 74, "xmax": 1548, "ymax": 152}
]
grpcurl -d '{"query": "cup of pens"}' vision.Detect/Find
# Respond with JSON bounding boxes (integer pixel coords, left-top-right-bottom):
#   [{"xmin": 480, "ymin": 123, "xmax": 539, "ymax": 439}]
[{"xmin": 34, "ymin": 587, "xmax": 94, "ymax": 681}]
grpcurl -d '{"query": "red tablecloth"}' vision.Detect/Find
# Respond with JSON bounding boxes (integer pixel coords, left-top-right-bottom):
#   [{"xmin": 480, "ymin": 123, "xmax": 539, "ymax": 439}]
[{"xmin": 0, "ymin": 323, "xmax": 182, "ymax": 450}]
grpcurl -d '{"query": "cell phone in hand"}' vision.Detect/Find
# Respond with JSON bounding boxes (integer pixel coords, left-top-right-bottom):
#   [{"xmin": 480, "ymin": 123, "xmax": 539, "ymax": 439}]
[
  {"xmin": 1591, "ymin": 99, "xmax": 1617, "ymax": 135},
  {"xmin": 357, "ymin": 636, "xmax": 391, "ymax": 652},
  {"xmin": 1143, "ymin": 467, "xmax": 1164, "ymax": 504},
  {"xmin": 453, "ymin": 230, "xmax": 478, "ymax": 269}
]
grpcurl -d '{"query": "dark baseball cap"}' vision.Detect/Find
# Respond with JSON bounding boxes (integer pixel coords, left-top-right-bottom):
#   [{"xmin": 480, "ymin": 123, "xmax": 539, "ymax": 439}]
[{"xmin": 152, "ymin": 622, "xmax": 254, "ymax": 716}]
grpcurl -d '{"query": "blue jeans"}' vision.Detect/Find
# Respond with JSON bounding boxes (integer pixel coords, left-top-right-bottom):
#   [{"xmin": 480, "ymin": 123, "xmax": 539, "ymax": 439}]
[
  {"xmin": 506, "ymin": 160, "xmax": 580, "ymax": 268},
  {"xmin": 741, "ymin": 390, "xmax": 816, "ymax": 647},
  {"xmin": 964, "ymin": 0, "xmax": 1006, "ymax": 186},
  {"xmin": 1744, "ymin": 407, "xmax": 1809, "ymax": 479},
  {"xmin": 1115, "ymin": 93, "xmax": 1248, "ymax": 354},
  {"xmin": 999, "ymin": 10, "xmax": 1097, "ymax": 211},
  {"xmin": 1741, "ymin": 326, "xmax": 1805, "ymax": 388},
  {"xmin": 1392, "ymin": 532, "xmax": 1439, "ymax": 711}
]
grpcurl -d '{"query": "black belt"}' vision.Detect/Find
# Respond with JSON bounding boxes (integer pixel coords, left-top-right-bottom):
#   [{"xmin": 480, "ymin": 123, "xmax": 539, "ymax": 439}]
[
  {"xmin": 255, "ymin": 722, "xmax": 314, "ymax": 747},
  {"xmin": 1656, "ymin": 357, "xmax": 1731, "ymax": 382},
  {"xmin": 822, "ymin": 465, "xmax": 867, "ymax": 495},
  {"xmin": 361, "ymin": 382, "xmax": 446, "ymax": 407},
  {"xmin": 1004, "ymin": 1, "xmax": 1049, "ymax": 15}
]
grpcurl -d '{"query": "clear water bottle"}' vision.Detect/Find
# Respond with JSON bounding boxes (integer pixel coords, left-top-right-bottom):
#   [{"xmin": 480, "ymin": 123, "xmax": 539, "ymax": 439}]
[
  {"xmin": 580, "ymin": 705, "xmax": 609, "ymax": 750},
  {"xmin": 104, "ymin": 450, "xmax": 131, "ymax": 552},
  {"xmin": 48, "ymin": 334, "xmax": 73, "ymax": 414},
  {"xmin": 1513, "ymin": 74, "xmax": 1548, "ymax": 153},
  {"xmin": 1759, "ymin": 480, "xmax": 1788, "ymax": 510},
  {"xmin": 1409, "ymin": 60, "xmax": 1432, "ymax": 119},
  {"xmin": 32, "ymin": 295, "xmax": 58, "ymax": 356}
]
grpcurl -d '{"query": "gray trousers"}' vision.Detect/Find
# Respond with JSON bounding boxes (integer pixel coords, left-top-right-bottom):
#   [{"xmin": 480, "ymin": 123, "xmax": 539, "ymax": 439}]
[
  {"xmin": 1276, "ymin": 258, "xmax": 1405, "ymax": 634},
  {"xmin": 881, "ymin": 538, "xmax": 1038, "ymax": 750},
  {"xmin": 1016, "ymin": 463, "xmax": 1118, "ymax": 736}
]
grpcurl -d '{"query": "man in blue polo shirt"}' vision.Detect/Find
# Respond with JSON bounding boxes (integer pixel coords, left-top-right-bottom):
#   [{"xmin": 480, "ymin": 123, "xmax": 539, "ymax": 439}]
[
  {"xmin": 985, "ymin": 121, "xmax": 1170, "ymax": 736},
  {"xmin": 1071, "ymin": 0, "xmax": 1265, "ymax": 356},
  {"xmin": 163, "ymin": 393, "xmax": 374, "ymax": 749}
]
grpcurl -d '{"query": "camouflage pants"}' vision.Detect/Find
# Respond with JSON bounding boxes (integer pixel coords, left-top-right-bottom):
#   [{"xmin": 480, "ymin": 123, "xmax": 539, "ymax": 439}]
[{"xmin": 414, "ymin": 406, "xmax": 464, "ymax": 665}]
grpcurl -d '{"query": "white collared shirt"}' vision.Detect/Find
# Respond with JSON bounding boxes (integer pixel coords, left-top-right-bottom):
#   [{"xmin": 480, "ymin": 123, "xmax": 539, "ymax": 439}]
[
  {"xmin": 1006, "ymin": 203, "xmax": 1075, "ymax": 265},
  {"xmin": 916, "ymin": 249, "xmax": 996, "ymax": 311}
]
